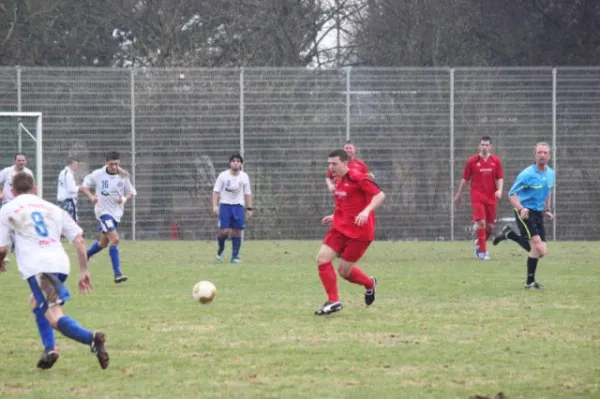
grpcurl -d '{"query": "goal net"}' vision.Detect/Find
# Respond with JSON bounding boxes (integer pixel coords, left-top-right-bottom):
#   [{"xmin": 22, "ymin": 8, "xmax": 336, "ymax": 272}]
[{"xmin": 0, "ymin": 112, "xmax": 44, "ymax": 197}]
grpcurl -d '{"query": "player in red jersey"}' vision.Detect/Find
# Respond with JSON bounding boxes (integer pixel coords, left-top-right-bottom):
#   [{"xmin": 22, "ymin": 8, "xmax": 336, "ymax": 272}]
[
  {"xmin": 325, "ymin": 140, "xmax": 370, "ymax": 193},
  {"xmin": 315, "ymin": 149, "xmax": 385, "ymax": 315},
  {"xmin": 454, "ymin": 136, "xmax": 504, "ymax": 260}
]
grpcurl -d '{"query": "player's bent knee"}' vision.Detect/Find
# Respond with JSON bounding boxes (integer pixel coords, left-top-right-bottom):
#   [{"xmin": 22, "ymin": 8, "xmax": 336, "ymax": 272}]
[
  {"xmin": 337, "ymin": 262, "xmax": 353, "ymax": 278},
  {"xmin": 536, "ymin": 244, "xmax": 547, "ymax": 258},
  {"xmin": 230, "ymin": 230, "xmax": 242, "ymax": 237}
]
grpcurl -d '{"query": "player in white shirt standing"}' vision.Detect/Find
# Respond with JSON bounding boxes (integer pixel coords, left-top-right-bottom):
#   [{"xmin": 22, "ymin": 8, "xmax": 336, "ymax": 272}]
[
  {"xmin": 0, "ymin": 152, "xmax": 34, "ymax": 205},
  {"xmin": 0, "ymin": 172, "xmax": 109, "ymax": 370},
  {"xmin": 212, "ymin": 153, "xmax": 253, "ymax": 263},
  {"xmin": 81, "ymin": 151, "xmax": 136, "ymax": 283},
  {"xmin": 57, "ymin": 157, "xmax": 80, "ymax": 221}
]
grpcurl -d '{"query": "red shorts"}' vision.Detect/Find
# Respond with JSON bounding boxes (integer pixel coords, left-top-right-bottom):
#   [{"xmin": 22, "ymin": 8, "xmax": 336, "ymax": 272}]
[
  {"xmin": 323, "ymin": 228, "xmax": 371, "ymax": 263},
  {"xmin": 472, "ymin": 201, "xmax": 497, "ymax": 224}
]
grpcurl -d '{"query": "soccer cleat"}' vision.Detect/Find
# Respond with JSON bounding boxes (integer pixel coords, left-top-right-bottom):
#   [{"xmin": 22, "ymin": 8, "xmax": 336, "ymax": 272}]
[
  {"xmin": 478, "ymin": 252, "xmax": 490, "ymax": 260},
  {"xmin": 365, "ymin": 277, "xmax": 377, "ymax": 306},
  {"xmin": 493, "ymin": 225, "xmax": 513, "ymax": 246},
  {"xmin": 524, "ymin": 281, "xmax": 544, "ymax": 290},
  {"xmin": 216, "ymin": 253, "xmax": 224, "ymax": 261},
  {"xmin": 90, "ymin": 332, "xmax": 109, "ymax": 369},
  {"xmin": 36, "ymin": 348, "xmax": 59, "ymax": 370},
  {"xmin": 231, "ymin": 257, "xmax": 241, "ymax": 264},
  {"xmin": 315, "ymin": 301, "xmax": 343, "ymax": 316},
  {"xmin": 114, "ymin": 274, "xmax": 128, "ymax": 284}
]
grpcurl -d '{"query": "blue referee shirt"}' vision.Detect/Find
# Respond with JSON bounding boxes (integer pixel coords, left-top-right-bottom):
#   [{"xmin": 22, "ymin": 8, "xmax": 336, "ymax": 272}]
[{"xmin": 508, "ymin": 163, "xmax": 555, "ymax": 211}]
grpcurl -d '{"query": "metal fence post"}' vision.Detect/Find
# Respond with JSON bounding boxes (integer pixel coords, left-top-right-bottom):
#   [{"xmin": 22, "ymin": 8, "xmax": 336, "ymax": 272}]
[
  {"xmin": 552, "ymin": 68, "xmax": 557, "ymax": 241},
  {"xmin": 17, "ymin": 66, "xmax": 22, "ymax": 152},
  {"xmin": 240, "ymin": 67, "xmax": 245, "ymax": 156},
  {"xmin": 130, "ymin": 68, "xmax": 136, "ymax": 241},
  {"xmin": 450, "ymin": 68, "xmax": 455, "ymax": 241},
  {"xmin": 345, "ymin": 67, "xmax": 351, "ymax": 141}
]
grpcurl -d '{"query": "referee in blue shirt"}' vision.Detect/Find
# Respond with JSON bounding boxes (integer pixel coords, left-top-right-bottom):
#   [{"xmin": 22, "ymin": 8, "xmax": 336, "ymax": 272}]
[{"xmin": 493, "ymin": 142, "xmax": 555, "ymax": 289}]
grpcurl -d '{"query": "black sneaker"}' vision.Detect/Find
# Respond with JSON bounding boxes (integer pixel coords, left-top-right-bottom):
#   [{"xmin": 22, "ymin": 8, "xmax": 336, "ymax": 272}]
[
  {"xmin": 493, "ymin": 225, "xmax": 513, "ymax": 246},
  {"xmin": 365, "ymin": 277, "xmax": 377, "ymax": 306},
  {"xmin": 90, "ymin": 332, "xmax": 109, "ymax": 369},
  {"xmin": 114, "ymin": 274, "xmax": 128, "ymax": 284},
  {"xmin": 36, "ymin": 348, "xmax": 59, "ymax": 370},
  {"xmin": 314, "ymin": 301, "xmax": 343, "ymax": 316},
  {"xmin": 524, "ymin": 281, "xmax": 544, "ymax": 290}
]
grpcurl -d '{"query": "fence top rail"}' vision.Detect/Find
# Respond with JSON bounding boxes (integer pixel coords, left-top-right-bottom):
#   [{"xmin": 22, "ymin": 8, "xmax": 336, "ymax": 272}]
[
  {"xmin": 4, "ymin": 66, "xmax": 597, "ymax": 72},
  {"xmin": 0, "ymin": 112, "xmax": 42, "ymax": 117}
]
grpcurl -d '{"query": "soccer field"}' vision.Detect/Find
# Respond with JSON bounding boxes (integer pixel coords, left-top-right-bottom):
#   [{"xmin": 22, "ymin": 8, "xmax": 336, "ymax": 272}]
[{"xmin": 1, "ymin": 241, "xmax": 598, "ymax": 399}]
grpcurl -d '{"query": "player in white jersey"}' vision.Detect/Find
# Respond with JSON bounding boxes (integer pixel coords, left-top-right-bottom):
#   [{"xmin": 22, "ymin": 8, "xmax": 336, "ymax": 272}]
[
  {"xmin": 57, "ymin": 157, "xmax": 80, "ymax": 221},
  {"xmin": 81, "ymin": 151, "xmax": 136, "ymax": 283},
  {"xmin": 212, "ymin": 153, "xmax": 253, "ymax": 263},
  {"xmin": 0, "ymin": 152, "xmax": 34, "ymax": 205},
  {"xmin": 0, "ymin": 172, "xmax": 109, "ymax": 370}
]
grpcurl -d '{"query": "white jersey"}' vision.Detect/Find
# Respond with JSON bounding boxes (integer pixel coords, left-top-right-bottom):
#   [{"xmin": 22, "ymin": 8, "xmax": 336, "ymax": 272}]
[
  {"xmin": 213, "ymin": 170, "xmax": 251, "ymax": 205},
  {"xmin": 0, "ymin": 166, "xmax": 34, "ymax": 204},
  {"xmin": 57, "ymin": 166, "xmax": 79, "ymax": 202},
  {"xmin": 82, "ymin": 167, "xmax": 136, "ymax": 222},
  {"xmin": 0, "ymin": 194, "xmax": 82, "ymax": 279}
]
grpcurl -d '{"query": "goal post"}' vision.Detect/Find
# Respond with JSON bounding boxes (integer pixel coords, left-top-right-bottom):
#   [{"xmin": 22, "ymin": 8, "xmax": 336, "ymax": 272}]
[{"xmin": 0, "ymin": 112, "xmax": 44, "ymax": 198}]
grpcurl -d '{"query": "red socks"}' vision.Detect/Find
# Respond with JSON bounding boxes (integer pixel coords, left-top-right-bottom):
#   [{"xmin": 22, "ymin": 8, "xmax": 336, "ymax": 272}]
[
  {"xmin": 345, "ymin": 266, "xmax": 374, "ymax": 289},
  {"xmin": 318, "ymin": 262, "xmax": 339, "ymax": 302},
  {"xmin": 477, "ymin": 227, "xmax": 487, "ymax": 253}
]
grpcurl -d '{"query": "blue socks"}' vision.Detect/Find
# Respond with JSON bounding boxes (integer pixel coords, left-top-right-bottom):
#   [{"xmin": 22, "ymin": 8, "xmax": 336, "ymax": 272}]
[
  {"xmin": 217, "ymin": 235, "xmax": 226, "ymax": 255},
  {"xmin": 231, "ymin": 236, "xmax": 242, "ymax": 259},
  {"xmin": 33, "ymin": 308, "xmax": 56, "ymax": 351},
  {"xmin": 56, "ymin": 316, "xmax": 93, "ymax": 345},
  {"xmin": 109, "ymin": 245, "xmax": 121, "ymax": 276},
  {"xmin": 87, "ymin": 241, "xmax": 103, "ymax": 259}
]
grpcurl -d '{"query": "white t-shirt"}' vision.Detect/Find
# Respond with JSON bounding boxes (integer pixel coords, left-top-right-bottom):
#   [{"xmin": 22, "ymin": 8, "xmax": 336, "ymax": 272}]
[
  {"xmin": 82, "ymin": 167, "xmax": 137, "ymax": 222},
  {"xmin": 0, "ymin": 194, "xmax": 82, "ymax": 279},
  {"xmin": 213, "ymin": 170, "xmax": 252, "ymax": 206},
  {"xmin": 57, "ymin": 166, "xmax": 79, "ymax": 202},
  {"xmin": 0, "ymin": 166, "xmax": 34, "ymax": 204}
]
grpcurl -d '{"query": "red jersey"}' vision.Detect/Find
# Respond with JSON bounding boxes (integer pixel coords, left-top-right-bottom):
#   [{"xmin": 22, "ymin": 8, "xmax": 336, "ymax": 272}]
[
  {"xmin": 462, "ymin": 153, "xmax": 503, "ymax": 204},
  {"xmin": 332, "ymin": 169, "xmax": 381, "ymax": 241},
  {"xmin": 327, "ymin": 158, "xmax": 369, "ymax": 179}
]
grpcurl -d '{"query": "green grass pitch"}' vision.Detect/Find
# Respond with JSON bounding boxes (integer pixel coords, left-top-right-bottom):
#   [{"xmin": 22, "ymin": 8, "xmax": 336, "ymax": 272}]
[{"xmin": 1, "ymin": 241, "xmax": 599, "ymax": 398}]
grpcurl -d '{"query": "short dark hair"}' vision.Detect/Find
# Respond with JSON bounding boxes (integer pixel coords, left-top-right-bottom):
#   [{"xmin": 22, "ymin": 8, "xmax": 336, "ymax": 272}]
[
  {"xmin": 14, "ymin": 152, "xmax": 27, "ymax": 160},
  {"xmin": 68, "ymin": 157, "xmax": 78, "ymax": 164},
  {"xmin": 328, "ymin": 149, "xmax": 348, "ymax": 161},
  {"xmin": 229, "ymin": 153, "xmax": 243, "ymax": 164},
  {"xmin": 480, "ymin": 136, "xmax": 492, "ymax": 143},
  {"xmin": 344, "ymin": 140, "xmax": 354, "ymax": 145},
  {"xmin": 12, "ymin": 172, "xmax": 34, "ymax": 194},
  {"xmin": 105, "ymin": 151, "xmax": 120, "ymax": 161}
]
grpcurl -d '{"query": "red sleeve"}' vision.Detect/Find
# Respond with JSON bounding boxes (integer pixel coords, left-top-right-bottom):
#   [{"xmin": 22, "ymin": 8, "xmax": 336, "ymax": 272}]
[
  {"xmin": 495, "ymin": 156, "xmax": 504, "ymax": 179},
  {"xmin": 359, "ymin": 178, "xmax": 381, "ymax": 196},
  {"xmin": 357, "ymin": 159, "xmax": 369, "ymax": 174},
  {"xmin": 348, "ymin": 169, "xmax": 381, "ymax": 196},
  {"xmin": 462, "ymin": 158, "xmax": 473, "ymax": 180}
]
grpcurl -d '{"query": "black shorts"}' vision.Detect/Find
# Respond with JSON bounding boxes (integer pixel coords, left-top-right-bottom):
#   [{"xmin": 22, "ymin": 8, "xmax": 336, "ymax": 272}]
[
  {"xmin": 58, "ymin": 199, "xmax": 78, "ymax": 222},
  {"xmin": 514, "ymin": 208, "xmax": 545, "ymax": 242}
]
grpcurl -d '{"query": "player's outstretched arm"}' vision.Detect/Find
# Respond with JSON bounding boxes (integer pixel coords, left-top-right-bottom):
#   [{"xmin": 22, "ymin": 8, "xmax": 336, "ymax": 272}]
[
  {"xmin": 454, "ymin": 178, "xmax": 468, "ymax": 207},
  {"xmin": 325, "ymin": 178, "xmax": 336, "ymax": 193},
  {"xmin": 72, "ymin": 234, "xmax": 93, "ymax": 294},
  {"xmin": 355, "ymin": 191, "xmax": 385, "ymax": 226},
  {"xmin": 80, "ymin": 186, "xmax": 97, "ymax": 204},
  {"xmin": 211, "ymin": 192, "xmax": 220, "ymax": 215}
]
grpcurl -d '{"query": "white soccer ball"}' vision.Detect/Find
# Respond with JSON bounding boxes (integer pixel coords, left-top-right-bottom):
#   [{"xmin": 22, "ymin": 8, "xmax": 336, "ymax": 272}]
[{"xmin": 192, "ymin": 281, "xmax": 217, "ymax": 304}]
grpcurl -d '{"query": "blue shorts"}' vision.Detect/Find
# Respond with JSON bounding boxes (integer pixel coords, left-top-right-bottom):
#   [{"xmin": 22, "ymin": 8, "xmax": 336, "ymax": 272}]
[
  {"xmin": 58, "ymin": 199, "xmax": 78, "ymax": 222},
  {"xmin": 218, "ymin": 204, "xmax": 245, "ymax": 230},
  {"xmin": 97, "ymin": 214, "xmax": 119, "ymax": 233},
  {"xmin": 28, "ymin": 273, "xmax": 70, "ymax": 312}
]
